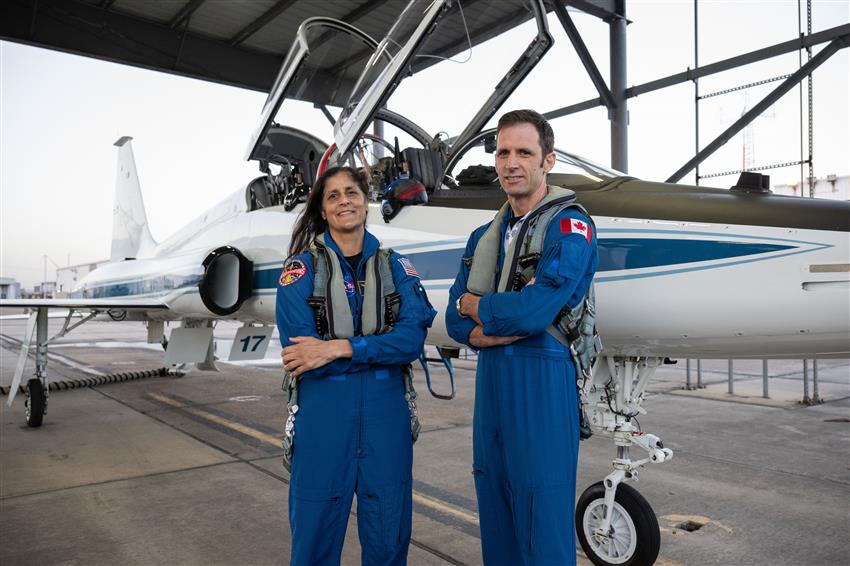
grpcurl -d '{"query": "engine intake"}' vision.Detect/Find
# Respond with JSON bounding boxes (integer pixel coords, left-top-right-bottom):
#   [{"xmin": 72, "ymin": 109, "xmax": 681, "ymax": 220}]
[{"xmin": 198, "ymin": 246, "xmax": 253, "ymax": 316}]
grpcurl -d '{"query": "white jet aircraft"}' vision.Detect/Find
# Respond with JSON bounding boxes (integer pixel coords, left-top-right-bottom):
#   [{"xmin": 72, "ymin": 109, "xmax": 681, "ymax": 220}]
[{"xmin": 3, "ymin": 1, "xmax": 848, "ymax": 564}]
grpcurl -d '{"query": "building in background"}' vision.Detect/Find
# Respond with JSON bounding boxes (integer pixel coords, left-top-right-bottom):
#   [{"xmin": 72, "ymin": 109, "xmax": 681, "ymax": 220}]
[
  {"xmin": 33, "ymin": 281, "xmax": 57, "ymax": 298},
  {"xmin": 0, "ymin": 277, "xmax": 22, "ymax": 299},
  {"xmin": 773, "ymin": 174, "xmax": 849, "ymax": 201},
  {"xmin": 56, "ymin": 260, "xmax": 108, "ymax": 296}
]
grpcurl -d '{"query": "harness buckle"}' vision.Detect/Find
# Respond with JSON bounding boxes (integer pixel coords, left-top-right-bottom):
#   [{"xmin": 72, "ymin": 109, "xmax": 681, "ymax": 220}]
[{"xmin": 306, "ymin": 296, "xmax": 329, "ymax": 337}]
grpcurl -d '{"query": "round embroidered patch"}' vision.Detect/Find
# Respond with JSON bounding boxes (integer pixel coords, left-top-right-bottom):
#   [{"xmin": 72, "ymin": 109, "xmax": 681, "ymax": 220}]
[{"xmin": 279, "ymin": 259, "xmax": 307, "ymax": 286}]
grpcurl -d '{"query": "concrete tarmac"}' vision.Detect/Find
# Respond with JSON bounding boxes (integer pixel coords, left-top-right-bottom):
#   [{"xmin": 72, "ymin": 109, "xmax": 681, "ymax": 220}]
[{"xmin": 1, "ymin": 317, "xmax": 848, "ymax": 565}]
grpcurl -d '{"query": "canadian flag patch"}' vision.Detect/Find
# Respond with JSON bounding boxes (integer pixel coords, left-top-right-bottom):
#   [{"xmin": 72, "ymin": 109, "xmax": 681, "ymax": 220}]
[{"xmin": 560, "ymin": 217, "xmax": 592, "ymax": 243}]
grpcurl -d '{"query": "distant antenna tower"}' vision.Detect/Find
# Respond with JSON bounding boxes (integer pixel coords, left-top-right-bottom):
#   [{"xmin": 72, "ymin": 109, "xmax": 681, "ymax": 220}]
[{"xmin": 724, "ymin": 91, "xmax": 776, "ymax": 171}]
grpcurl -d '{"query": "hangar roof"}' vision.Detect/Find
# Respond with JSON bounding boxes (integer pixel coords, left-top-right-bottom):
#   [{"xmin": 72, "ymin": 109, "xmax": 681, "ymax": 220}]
[{"xmin": 1, "ymin": 0, "xmax": 617, "ymax": 94}]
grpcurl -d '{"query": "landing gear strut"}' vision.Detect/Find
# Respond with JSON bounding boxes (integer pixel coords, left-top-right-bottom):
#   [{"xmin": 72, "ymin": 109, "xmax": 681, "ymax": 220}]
[
  {"xmin": 19, "ymin": 308, "xmax": 50, "ymax": 427},
  {"xmin": 576, "ymin": 357, "xmax": 672, "ymax": 565},
  {"xmin": 8, "ymin": 307, "xmax": 96, "ymax": 427}
]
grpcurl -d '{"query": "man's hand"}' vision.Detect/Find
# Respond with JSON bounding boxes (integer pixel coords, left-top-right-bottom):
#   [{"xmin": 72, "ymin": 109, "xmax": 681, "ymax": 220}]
[
  {"xmin": 281, "ymin": 337, "xmax": 352, "ymax": 377},
  {"xmin": 468, "ymin": 325, "xmax": 521, "ymax": 348},
  {"xmin": 459, "ymin": 293, "xmax": 483, "ymax": 325}
]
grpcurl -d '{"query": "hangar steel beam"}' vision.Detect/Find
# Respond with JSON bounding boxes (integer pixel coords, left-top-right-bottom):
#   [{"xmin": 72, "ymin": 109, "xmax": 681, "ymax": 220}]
[
  {"xmin": 666, "ymin": 36, "xmax": 847, "ymax": 184},
  {"xmin": 340, "ymin": 0, "xmax": 394, "ymax": 25},
  {"xmin": 170, "ymin": 0, "xmax": 207, "ymax": 30},
  {"xmin": 609, "ymin": 0, "xmax": 628, "ymax": 173},
  {"xmin": 551, "ymin": 1, "xmax": 615, "ymax": 110},
  {"xmin": 0, "ymin": 0, "xmax": 281, "ymax": 92},
  {"xmin": 542, "ymin": 23, "xmax": 850, "ymax": 119},
  {"xmin": 629, "ymin": 23, "xmax": 850, "ymax": 98},
  {"xmin": 565, "ymin": 0, "xmax": 618, "ymax": 22},
  {"xmin": 228, "ymin": 0, "xmax": 297, "ymax": 47}
]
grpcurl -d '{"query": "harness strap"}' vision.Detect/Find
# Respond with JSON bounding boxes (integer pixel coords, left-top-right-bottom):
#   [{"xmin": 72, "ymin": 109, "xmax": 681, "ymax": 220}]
[
  {"xmin": 308, "ymin": 234, "xmax": 400, "ymax": 339},
  {"xmin": 467, "ymin": 185, "xmax": 577, "ymax": 295}
]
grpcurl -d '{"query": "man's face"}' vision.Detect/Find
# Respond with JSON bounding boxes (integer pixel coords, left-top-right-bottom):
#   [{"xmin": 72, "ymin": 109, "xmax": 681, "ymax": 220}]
[{"xmin": 495, "ymin": 123, "xmax": 555, "ymax": 200}]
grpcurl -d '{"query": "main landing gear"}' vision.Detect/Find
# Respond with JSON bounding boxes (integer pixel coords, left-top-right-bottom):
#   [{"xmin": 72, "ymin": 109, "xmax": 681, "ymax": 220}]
[
  {"xmin": 7, "ymin": 307, "xmax": 96, "ymax": 427},
  {"xmin": 576, "ymin": 357, "xmax": 672, "ymax": 566}
]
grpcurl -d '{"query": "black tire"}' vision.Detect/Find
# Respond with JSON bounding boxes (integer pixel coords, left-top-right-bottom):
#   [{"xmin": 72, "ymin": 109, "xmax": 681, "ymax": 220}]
[
  {"xmin": 25, "ymin": 378, "xmax": 46, "ymax": 428},
  {"xmin": 575, "ymin": 481, "xmax": 660, "ymax": 566}
]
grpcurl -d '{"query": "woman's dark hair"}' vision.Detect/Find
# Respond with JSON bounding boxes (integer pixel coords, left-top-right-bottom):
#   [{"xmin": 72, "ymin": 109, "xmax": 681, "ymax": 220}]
[{"xmin": 288, "ymin": 166, "xmax": 370, "ymax": 256}]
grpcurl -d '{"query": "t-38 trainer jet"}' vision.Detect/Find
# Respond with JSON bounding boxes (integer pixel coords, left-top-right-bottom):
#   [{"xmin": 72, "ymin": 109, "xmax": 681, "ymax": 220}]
[{"xmin": 3, "ymin": 1, "xmax": 848, "ymax": 564}]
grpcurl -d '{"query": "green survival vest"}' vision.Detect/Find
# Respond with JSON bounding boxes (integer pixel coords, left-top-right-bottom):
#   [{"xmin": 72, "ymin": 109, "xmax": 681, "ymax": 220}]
[
  {"xmin": 466, "ymin": 185, "xmax": 602, "ymax": 437},
  {"xmin": 281, "ymin": 233, "xmax": 419, "ymax": 472}
]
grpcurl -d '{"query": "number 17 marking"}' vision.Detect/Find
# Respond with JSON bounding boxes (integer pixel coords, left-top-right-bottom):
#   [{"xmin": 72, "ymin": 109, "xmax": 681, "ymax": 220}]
[{"xmin": 239, "ymin": 335, "xmax": 266, "ymax": 352}]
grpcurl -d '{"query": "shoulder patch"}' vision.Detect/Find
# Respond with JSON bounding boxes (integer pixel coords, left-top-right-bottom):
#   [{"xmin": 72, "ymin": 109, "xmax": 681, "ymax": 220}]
[
  {"xmin": 560, "ymin": 217, "xmax": 592, "ymax": 243},
  {"xmin": 279, "ymin": 259, "xmax": 307, "ymax": 286},
  {"xmin": 398, "ymin": 257, "xmax": 420, "ymax": 278}
]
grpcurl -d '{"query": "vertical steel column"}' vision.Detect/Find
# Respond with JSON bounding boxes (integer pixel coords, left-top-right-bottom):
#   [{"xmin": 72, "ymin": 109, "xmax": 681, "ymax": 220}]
[
  {"xmin": 694, "ymin": 0, "xmax": 700, "ymax": 185},
  {"xmin": 696, "ymin": 359, "xmax": 704, "ymax": 388},
  {"xmin": 609, "ymin": 1, "xmax": 628, "ymax": 173},
  {"xmin": 802, "ymin": 359, "xmax": 811, "ymax": 403},
  {"xmin": 762, "ymin": 359, "xmax": 769, "ymax": 398},
  {"xmin": 797, "ymin": 0, "xmax": 805, "ymax": 196},
  {"xmin": 806, "ymin": 0, "xmax": 814, "ymax": 198},
  {"xmin": 686, "ymin": 359, "xmax": 692, "ymax": 389},
  {"xmin": 728, "ymin": 359, "xmax": 734, "ymax": 394},
  {"xmin": 812, "ymin": 359, "xmax": 821, "ymax": 403},
  {"xmin": 373, "ymin": 119, "xmax": 385, "ymax": 159}
]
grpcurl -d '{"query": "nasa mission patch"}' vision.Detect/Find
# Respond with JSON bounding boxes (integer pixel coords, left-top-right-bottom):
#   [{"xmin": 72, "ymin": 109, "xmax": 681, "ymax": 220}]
[{"xmin": 279, "ymin": 259, "xmax": 307, "ymax": 286}]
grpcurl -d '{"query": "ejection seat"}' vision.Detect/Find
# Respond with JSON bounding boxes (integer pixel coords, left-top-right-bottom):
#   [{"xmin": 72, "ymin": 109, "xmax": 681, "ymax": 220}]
[
  {"xmin": 247, "ymin": 177, "xmax": 274, "ymax": 210},
  {"xmin": 402, "ymin": 148, "xmax": 444, "ymax": 191}
]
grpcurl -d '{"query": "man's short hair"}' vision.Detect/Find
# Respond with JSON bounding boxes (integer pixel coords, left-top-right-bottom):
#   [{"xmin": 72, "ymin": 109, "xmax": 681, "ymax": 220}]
[{"xmin": 496, "ymin": 109, "xmax": 555, "ymax": 157}]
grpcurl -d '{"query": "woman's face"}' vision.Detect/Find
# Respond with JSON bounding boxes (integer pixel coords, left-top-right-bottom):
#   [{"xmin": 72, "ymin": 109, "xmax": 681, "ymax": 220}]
[{"xmin": 321, "ymin": 172, "xmax": 368, "ymax": 236}]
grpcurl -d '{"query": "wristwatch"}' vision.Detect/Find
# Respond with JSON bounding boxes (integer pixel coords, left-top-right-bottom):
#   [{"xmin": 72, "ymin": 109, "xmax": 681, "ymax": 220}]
[{"xmin": 456, "ymin": 295, "xmax": 468, "ymax": 319}]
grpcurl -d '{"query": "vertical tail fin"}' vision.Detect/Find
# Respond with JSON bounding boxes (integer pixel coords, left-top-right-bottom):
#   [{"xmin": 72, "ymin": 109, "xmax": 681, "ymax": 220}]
[{"xmin": 111, "ymin": 136, "xmax": 157, "ymax": 261}]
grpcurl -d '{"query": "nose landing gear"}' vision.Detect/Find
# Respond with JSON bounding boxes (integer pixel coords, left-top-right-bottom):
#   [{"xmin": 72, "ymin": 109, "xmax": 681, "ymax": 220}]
[
  {"xmin": 576, "ymin": 481, "xmax": 660, "ymax": 566},
  {"xmin": 576, "ymin": 356, "xmax": 672, "ymax": 565}
]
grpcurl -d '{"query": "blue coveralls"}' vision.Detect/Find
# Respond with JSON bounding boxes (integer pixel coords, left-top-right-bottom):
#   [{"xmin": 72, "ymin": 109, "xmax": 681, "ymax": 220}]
[
  {"xmin": 276, "ymin": 230, "xmax": 436, "ymax": 566},
  {"xmin": 446, "ymin": 207, "xmax": 598, "ymax": 566}
]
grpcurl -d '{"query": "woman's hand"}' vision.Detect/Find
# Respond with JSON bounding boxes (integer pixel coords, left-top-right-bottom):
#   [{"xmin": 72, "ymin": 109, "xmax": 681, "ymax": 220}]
[
  {"xmin": 281, "ymin": 337, "xmax": 352, "ymax": 377},
  {"xmin": 468, "ymin": 326, "xmax": 522, "ymax": 348}
]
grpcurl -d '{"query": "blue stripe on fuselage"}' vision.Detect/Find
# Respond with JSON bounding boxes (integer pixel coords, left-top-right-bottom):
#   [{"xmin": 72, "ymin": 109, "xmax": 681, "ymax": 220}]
[
  {"xmin": 252, "ymin": 238, "xmax": 798, "ymax": 292},
  {"xmin": 78, "ymin": 238, "xmax": 806, "ymax": 299}
]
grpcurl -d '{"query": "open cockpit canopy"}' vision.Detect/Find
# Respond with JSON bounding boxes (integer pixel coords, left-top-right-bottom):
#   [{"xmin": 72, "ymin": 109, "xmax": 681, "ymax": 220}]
[{"xmin": 245, "ymin": 0, "xmax": 621, "ymax": 210}]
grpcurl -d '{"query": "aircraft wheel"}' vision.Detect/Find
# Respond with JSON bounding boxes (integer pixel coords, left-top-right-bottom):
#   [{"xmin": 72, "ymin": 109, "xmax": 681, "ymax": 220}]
[
  {"xmin": 25, "ymin": 378, "xmax": 46, "ymax": 428},
  {"xmin": 576, "ymin": 481, "xmax": 660, "ymax": 566}
]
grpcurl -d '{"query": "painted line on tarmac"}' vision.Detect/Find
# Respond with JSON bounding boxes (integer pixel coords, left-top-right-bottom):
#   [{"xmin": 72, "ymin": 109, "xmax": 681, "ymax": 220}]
[
  {"xmin": 149, "ymin": 392, "xmax": 282, "ymax": 447},
  {"xmin": 148, "ymin": 391, "xmax": 481, "ymax": 530},
  {"xmin": 413, "ymin": 490, "xmax": 479, "ymax": 526}
]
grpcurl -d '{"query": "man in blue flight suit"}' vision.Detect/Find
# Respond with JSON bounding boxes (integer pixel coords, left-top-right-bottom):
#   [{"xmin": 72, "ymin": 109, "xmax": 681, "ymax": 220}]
[
  {"xmin": 276, "ymin": 167, "xmax": 436, "ymax": 566},
  {"xmin": 446, "ymin": 110, "xmax": 598, "ymax": 565}
]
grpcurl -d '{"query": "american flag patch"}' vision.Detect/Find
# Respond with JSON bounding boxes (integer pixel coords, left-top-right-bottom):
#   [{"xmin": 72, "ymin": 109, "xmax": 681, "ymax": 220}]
[{"xmin": 398, "ymin": 257, "xmax": 420, "ymax": 278}]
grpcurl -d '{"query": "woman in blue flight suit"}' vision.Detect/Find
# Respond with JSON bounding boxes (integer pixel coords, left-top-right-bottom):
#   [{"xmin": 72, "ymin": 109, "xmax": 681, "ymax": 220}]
[{"xmin": 276, "ymin": 166, "xmax": 436, "ymax": 566}]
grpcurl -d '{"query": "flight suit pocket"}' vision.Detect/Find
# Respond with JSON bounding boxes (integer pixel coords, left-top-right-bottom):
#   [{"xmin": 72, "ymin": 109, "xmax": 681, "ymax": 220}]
[
  {"xmin": 528, "ymin": 484, "xmax": 574, "ymax": 561},
  {"xmin": 512, "ymin": 488, "xmax": 535, "ymax": 553},
  {"xmin": 359, "ymin": 483, "xmax": 411, "ymax": 557},
  {"xmin": 542, "ymin": 240, "xmax": 587, "ymax": 284}
]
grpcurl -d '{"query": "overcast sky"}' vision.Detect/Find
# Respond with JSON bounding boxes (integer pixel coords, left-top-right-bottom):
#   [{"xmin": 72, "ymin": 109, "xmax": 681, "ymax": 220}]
[{"xmin": 2, "ymin": 0, "xmax": 848, "ymax": 288}]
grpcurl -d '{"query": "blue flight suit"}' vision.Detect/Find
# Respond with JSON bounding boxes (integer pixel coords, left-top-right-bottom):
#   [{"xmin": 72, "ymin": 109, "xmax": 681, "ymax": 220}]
[
  {"xmin": 446, "ymin": 207, "xmax": 598, "ymax": 566},
  {"xmin": 276, "ymin": 230, "xmax": 436, "ymax": 566}
]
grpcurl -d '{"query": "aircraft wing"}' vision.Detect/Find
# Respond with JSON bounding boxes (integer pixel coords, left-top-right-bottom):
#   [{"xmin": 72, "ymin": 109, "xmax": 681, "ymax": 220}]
[{"xmin": 0, "ymin": 298, "xmax": 168, "ymax": 310}]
